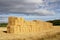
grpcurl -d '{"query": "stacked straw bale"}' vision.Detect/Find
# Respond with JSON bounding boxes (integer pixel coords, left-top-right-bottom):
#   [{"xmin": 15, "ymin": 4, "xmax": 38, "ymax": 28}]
[{"xmin": 7, "ymin": 17, "xmax": 53, "ymax": 34}]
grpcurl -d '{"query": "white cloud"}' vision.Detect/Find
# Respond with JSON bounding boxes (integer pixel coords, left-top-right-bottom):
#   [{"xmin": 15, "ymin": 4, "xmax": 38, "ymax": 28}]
[
  {"xmin": 26, "ymin": 9, "xmax": 55, "ymax": 15},
  {"xmin": 35, "ymin": 9, "xmax": 55, "ymax": 15},
  {"xmin": 25, "ymin": 0, "xmax": 43, "ymax": 3}
]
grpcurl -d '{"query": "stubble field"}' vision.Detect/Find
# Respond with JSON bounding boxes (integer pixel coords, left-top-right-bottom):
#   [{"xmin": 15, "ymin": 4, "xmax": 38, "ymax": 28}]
[{"xmin": 0, "ymin": 26, "xmax": 60, "ymax": 40}]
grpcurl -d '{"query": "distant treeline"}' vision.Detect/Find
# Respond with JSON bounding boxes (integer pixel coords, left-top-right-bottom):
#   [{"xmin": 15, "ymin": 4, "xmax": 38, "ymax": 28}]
[
  {"xmin": 0, "ymin": 23, "xmax": 8, "ymax": 27},
  {"xmin": 47, "ymin": 20, "xmax": 60, "ymax": 26}
]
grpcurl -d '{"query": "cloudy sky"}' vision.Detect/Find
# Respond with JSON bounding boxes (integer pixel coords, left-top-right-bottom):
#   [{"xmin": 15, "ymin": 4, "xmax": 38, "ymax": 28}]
[{"xmin": 0, "ymin": 0, "xmax": 60, "ymax": 23}]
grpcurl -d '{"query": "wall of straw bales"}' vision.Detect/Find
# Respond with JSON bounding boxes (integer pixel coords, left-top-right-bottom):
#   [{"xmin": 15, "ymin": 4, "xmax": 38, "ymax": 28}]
[{"xmin": 7, "ymin": 17, "xmax": 53, "ymax": 34}]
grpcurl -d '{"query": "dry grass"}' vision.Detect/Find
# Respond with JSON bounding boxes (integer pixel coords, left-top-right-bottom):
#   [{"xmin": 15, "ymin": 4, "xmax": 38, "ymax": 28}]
[{"xmin": 0, "ymin": 26, "xmax": 60, "ymax": 40}]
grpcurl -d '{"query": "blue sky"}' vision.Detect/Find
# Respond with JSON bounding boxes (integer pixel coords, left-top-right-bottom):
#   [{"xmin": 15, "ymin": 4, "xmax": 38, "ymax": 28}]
[{"xmin": 0, "ymin": 0, "xmax": 60, "ymax": 23}]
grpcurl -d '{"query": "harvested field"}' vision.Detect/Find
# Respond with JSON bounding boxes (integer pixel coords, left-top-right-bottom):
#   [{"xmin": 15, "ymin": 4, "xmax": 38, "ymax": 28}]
[{"xmin": 0, "ymin": 26, "xmax": 60, "ymax": 40}]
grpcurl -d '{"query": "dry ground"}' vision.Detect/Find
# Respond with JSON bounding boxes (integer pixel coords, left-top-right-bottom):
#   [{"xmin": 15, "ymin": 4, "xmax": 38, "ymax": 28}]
[{"xmin": 0, "ymin": 26, "xmax": 60, "ymax": 40}]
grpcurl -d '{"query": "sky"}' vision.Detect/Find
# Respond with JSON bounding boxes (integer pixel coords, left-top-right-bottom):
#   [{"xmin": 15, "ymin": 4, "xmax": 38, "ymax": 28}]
[{"xmin": 0, "ymin": 0, "xmax": 60, "ymax": 23}]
